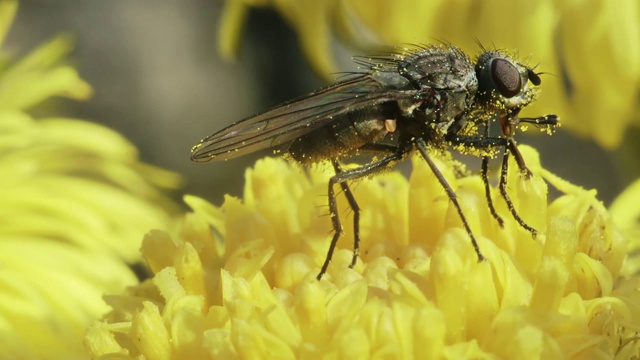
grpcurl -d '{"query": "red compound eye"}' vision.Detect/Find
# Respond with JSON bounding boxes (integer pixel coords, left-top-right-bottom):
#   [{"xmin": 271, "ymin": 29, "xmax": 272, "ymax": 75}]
[{"xmin": 491, "ymin": 58, "xmax": 522, "ymax": 98}]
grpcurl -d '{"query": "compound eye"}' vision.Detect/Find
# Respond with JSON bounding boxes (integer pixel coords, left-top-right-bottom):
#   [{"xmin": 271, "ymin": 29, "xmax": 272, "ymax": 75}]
[{"xmin": 491, "ymin": 58, "xmax": 522, "ymax": 98}]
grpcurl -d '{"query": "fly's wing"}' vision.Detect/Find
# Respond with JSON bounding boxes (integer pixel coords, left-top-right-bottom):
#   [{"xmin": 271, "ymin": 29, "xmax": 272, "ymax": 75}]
[{"xmin": 190, "ymin": 74, "xmax": 420, "ymax": 162}]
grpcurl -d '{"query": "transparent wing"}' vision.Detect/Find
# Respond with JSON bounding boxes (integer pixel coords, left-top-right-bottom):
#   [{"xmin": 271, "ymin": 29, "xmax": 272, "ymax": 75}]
[{"xmin": 190, "ymin": 75, "xmax": 419, "ymax": 162}]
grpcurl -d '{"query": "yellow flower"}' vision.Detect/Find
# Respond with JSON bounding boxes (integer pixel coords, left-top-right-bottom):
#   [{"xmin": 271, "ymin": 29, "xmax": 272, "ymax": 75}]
[
  {"xmin": 86, "ymin": 145, "xmax": 640, "ymax": 359},
  {"xmin": 0, "ymin": 2, "xmax": 180, "ymax": 358},
  {"xmin": 219, "ymin": 0, "xmax": 640, "ymax": 149},
  {"xmin": 610, "ymin": 177, "xmax": 640, "ymax": 276}
]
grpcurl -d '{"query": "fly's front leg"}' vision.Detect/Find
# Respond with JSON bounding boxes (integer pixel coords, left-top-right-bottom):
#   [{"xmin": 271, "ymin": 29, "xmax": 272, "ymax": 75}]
[
  {"xmin": 498, "ymin": 142, "xmax": 537, "ymax": 237},
  {"xmin": 445, "ymin": 133, "xmax": 537, "ymax": 237},
  {"xmin": 468, "ymin": 124, "xmax": 535, "ymax": 233},
  {"xmin": 318, "ymin": 148, "xmax": 403, "ymax": 280},
  {"xmin": 495, "ymin": 113, "xmax": 559, "ymax": 235},
  {"xmin": 502, "ymin": 111, "xmax": 559, "ymax": 177},
  {"xmin": 507, "ymin": 139, "xmax": 532, "ymax": 177}
]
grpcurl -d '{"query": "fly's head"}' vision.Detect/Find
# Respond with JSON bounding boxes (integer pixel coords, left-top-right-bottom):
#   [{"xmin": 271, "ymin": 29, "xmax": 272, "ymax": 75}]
[
  {"xmin": 472, "ymin": 51, "xmax": 559, "ymax": 138},
  {"xmin": 474, "ymin": 51, "xmax": 541, "ymax": 112}
]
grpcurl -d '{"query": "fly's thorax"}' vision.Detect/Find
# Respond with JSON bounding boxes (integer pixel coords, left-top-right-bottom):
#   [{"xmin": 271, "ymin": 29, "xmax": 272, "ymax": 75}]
[
  {"xmin": 370, "ymin": 67, "xmax": 413, "ymax": 90},
  {"xmin": 397, "ymin": 44, "xmax": 477, "ymax": 91},
  {"xmin": 385, "ymin": 45, "xmax": 480, "ymax": 140},
  {"xmin": 474, "ymin": 51, "xmax": 539, "ymax": 112}
]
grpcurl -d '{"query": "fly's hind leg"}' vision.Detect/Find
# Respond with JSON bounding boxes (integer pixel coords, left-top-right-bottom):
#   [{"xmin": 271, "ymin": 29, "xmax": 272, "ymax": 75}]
[
  {"xmin": 331, "ymin": 161, "xmax": 361, "ymax": 269},
  {"xmin": 318, "ymin": 147, "xmax": 403, "ymax": 280}
]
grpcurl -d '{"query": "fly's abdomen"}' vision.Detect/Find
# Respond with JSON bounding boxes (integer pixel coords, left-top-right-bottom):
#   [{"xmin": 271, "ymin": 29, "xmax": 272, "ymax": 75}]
[{"xmin": 287, "ymin": 107, "xmax": 390, "ymax": 163}]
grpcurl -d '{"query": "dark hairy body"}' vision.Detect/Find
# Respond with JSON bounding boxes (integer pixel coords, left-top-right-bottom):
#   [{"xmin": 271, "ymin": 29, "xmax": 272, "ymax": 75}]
[{"xmin": 191, "ymin": 43, "xmax": 559, "ymax": 279}]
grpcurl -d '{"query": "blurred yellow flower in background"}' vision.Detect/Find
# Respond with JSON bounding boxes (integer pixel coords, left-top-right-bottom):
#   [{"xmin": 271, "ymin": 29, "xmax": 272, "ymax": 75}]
[
  {"xmin": 219, "ymin": 0, "xmax": 640, "ymax": 150},
  {"xmin": 86, "ymin": 147, "xmax": 640, "ymax": 359},
  {"xmin": 0, "ymin": 1, "xmax": 180, "ymax": 358},
  {"xmin": 0, "ymin": 0, "xmax": 634, "ymax": 358}
]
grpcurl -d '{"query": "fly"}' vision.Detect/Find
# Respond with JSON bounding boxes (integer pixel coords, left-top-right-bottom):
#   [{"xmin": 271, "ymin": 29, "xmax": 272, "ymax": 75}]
[{"xmin": 191, "ymin": 43, "xmax": 559, "ymax": 279}]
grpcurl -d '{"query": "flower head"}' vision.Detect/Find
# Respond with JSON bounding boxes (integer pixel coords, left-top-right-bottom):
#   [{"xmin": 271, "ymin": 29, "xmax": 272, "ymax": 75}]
[
  {"xmin": 86, "ymin": 146, "xmax": 640, "ymax": 358},
  {"xmin": 0, "ymin": 3, "xmax": 181, "ymax": 358}
]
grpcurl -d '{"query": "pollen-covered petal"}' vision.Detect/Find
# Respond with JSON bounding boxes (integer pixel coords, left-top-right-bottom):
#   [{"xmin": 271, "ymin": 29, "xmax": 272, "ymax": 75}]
[
  {"xmin": 530, "ymin": 217, "xmax": 578, "ymax": 312},
  {"xmin": 131, "ymin": 301, "xmax": 172, "ymax": 360}
]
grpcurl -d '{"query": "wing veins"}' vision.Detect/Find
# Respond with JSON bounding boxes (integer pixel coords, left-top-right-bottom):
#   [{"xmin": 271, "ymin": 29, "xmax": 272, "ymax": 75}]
[{"xmin": 192, "ymin": 76, "xmax": 419, "ymax": 161}]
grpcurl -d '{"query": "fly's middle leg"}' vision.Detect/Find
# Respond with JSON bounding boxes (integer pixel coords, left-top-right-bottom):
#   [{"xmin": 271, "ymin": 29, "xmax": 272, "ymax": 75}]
[
  {"xmin": 482, "ymin": 155, "xmax": 504, "ymax": 228},
  {"xmin": 415, "ymin": 137, "xmax": 486, "ymax": 262},
  {"xmin": 479, "ymin": 125, "xmax": 505, "ymax": 229}
]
